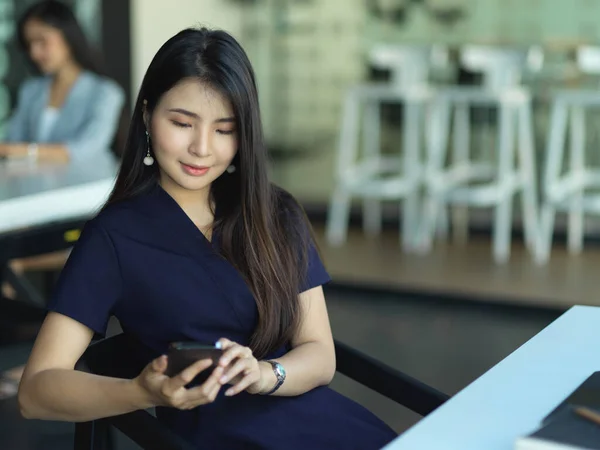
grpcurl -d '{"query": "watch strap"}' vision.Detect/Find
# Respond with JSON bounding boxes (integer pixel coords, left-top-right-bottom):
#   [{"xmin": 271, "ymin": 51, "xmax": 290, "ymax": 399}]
[{"xmin": 263, "ymin": 360, "xmax": 285, "ymax": 395}]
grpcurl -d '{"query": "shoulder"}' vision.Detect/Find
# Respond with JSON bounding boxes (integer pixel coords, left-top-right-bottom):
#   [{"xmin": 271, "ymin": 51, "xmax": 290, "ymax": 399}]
[
  {"xmin": 81, "ymin": 72, "xmax": 124, "ymax": 101},
  {"xmin": 271, "ymin": 185, "xmax": 313, "ymax": 240},
  {"xmin": 272, "ymin": 185, "xmax": 304, "ymax": 221},
  {"xmin": 18, "ymin": 76, "xmax": 48, "ymax": 98},
  {"xmin": 89, "ymin": 194, "xmax": 150, "ymax": 235}
]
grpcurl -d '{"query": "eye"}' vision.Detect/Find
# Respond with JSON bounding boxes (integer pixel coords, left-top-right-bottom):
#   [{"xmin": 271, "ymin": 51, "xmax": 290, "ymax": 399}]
[
  {"xmin": 216, "ymin": 129, "xmax": 235, "ymax": 135},
  {"xmin": 171, "ymin": 120, "xmax": 191, "ymax": 128}
]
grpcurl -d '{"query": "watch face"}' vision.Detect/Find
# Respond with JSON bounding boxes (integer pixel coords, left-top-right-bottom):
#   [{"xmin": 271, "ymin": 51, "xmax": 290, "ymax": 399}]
[{"xmin": 275, "ymin": 363, "xmax": 286, "ymax": 378}]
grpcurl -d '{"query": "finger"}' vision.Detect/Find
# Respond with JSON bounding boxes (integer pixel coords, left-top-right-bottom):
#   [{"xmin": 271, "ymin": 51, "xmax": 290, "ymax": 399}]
[
  {"xmin": 151, "ymin": 355, "xmax": 168, "ymax": 373},
  {"xmin": 219, "ymin": 358, "xmax": 251, "ymax": 385},
  {"xmin": 166, "ymin": 358, "xmax": 213, "ymax": 391},
  {"xmin": 225, "ymin": 372, "xmax": 259, "ymax": 397},
  {"xmin": 185, "ymin": 378, "xmax": 222, "ymax": 410},
  {"xmin": 219, "ymin": 345, "xmax": 252, "ymax": 368},
  {"xmin": 216, "ymin": 337, "xmax": 233, "ymax": 349},
  {"xmin": 186, "ymin": 365, "xmax": 224, "ymax": 401}
]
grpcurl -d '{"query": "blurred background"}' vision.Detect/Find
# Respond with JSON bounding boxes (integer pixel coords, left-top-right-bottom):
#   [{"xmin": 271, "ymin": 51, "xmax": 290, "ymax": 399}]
[{"xmin": 2, "ymin": 0, "xmax": 600, "ymax": 448}]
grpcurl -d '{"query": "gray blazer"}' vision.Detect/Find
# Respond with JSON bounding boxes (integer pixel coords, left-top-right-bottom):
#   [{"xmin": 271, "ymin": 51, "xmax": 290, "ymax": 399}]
[{"xmin": 6, "ymin": 71, "xmax": 125, "ymax": 162}]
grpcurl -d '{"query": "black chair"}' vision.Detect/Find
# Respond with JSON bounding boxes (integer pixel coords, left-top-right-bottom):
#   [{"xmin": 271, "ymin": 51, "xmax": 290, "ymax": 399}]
[{"xmin": 74, "ymin": 334, "xmax": 449, "ymax": 450}]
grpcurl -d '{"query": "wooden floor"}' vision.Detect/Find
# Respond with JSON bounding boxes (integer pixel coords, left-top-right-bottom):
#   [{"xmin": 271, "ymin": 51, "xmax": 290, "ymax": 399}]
[{"xmin": 313, "ymin": 226, "xmax": 600, "ymax": 310}]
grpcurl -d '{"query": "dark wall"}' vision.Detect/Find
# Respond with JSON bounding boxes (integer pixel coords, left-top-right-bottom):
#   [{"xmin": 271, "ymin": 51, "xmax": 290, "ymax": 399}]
[{"xmin": 101, "ymin": 0, "xmax": 132, "ymax": 114}]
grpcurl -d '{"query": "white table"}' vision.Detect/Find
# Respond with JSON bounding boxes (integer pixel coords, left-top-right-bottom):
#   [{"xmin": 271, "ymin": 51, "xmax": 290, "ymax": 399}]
[
  {"xmin": 0, "ymin": 152, "xmax": 117, "ymax": 306},
  {"xmin": 0, "ymin": 152, "xmax": 117, "ymax": 235},
  {"xmin": 385, "ymin": 305, "xmax": 600, "ymax": 450}
]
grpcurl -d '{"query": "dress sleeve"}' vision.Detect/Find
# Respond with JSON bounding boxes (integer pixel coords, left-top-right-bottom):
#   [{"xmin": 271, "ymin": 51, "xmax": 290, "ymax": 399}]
[
  {"xmin": 300, "ymin": 229, "xmax": 332, "ymax": 293},
  {"xmin": 47, "ymin": 220, "xmax": 122, "ymax": 335},
  {"xmin": 282, "ymin": 196, "xmax": 331, "ymax": 293}
]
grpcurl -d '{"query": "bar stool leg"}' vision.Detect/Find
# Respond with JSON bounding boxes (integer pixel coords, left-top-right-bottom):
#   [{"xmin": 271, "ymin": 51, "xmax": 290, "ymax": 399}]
[
  {"xmin": 326, "ymin": 91, "xmax": 361, "ymax": 246},
  {"xmin": 451, "ymin": 103, "xmax": 471, "ymax": 243},
  {"xmin": 362, "ymin": 100, "xmax": 383, "ymax": 237},
  {"xmin": 401, "ymin": 100, "xmax": 421, "ymax": 250},
  {"xmin": 493, "ymin": 104, "xmax": 516, "ymax": 263},
  {"xmin": 517, "ymin": 101, "xmax": 539, "ymax": 255},
  {"xmin": 537, "ymin": 101, "xmax": 569, "ymax": 263},
  {"xmin": 568, "ymin": 105, "xmax": 586, "ymax": 254},
  {"xmin": 421, "ymin": 99, "xmax": 450, "ymax": 251}
]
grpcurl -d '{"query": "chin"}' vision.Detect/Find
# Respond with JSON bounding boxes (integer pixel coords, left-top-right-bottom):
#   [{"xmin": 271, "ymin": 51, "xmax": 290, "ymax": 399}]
[
  {"xmin": 38, "ymin": 66, "xmax": 56, "ymax": 75},
  {"xmin": 170, "ymin": 175, "xmax": 212, "ymax": 192}
]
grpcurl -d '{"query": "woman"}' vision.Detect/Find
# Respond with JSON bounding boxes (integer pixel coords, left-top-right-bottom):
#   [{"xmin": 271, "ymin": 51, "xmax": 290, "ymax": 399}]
[
  {"xmin": 0, "ymin": 0, "xmax": 124, "ymax": 161},
  {"xmin": 17, "ymin": 28, "xmax": 397, "ymax": 449}
]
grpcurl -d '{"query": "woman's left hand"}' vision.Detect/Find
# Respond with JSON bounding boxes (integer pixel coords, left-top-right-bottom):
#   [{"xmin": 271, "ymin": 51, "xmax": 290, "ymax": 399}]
[{"xmin": 216, "ymin": 338, "xmax": 267, "ymax": 396}]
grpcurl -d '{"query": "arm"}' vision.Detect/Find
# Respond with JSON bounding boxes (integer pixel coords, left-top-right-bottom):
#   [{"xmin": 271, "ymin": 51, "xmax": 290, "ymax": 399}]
[
  {"xmin": 0, "ymin": 81, "xmax": 124, "ymax": 162},
  {"xmin": 218, "ymin": 285, "xmax": 336, "ymax": 397},
  {"xmin": 18, "ymin": 312, "xmax": 152, "ymax": 422},
  {"xmin": 261, "ymin": 285, "xmax": 336, "ymax": 396},
  {"xmin": 64, "ymin": 80, "xmax": 124, "ymax": 161},
  {"xmin": 5, "ymin": 80, "xmax": 33, "ymax": 143},
  {"xmin": 0, "ymin": 143, "xmax": 69, "ymax": 162},
  {"xmin": 19, "ymin": 313, "xmax": 228, "ymax": 422}
]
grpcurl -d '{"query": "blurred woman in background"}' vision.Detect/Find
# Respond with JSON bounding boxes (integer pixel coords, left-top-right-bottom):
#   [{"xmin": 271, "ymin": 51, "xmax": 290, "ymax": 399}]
[
  {"xmin": 0, "ymin": 0, "xmax": 124, "ymax": 161},
  {"xmin": 0, "ymin": 0, "xmax": 125, "ymax": 399}
]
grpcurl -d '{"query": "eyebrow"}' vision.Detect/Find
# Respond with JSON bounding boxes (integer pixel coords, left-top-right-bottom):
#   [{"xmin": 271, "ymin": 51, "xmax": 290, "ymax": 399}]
[{"xmin": 168, "ymin": 108, "xmax": 235, "ymax": 123}]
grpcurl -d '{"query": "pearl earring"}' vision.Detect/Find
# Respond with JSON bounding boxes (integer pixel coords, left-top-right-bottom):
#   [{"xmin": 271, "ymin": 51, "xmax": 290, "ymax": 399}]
[
  {"xmin": 226, "ymin": 164, "xmax": 236, "ymax": 174},
  {"xmin": 143, "ymin": 130, "xmax": 154, "ymax": 166}
]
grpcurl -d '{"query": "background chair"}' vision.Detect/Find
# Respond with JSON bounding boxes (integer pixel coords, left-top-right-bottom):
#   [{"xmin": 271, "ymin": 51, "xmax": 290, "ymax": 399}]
[
  {"xmin": 74, "ymin": 333, "xmax": 450, "ymax": 450},
  {"xmin": 420, "ymin": 46, "xmax": 542, "ymax": 263},
  {"xmin": 326, "ymin": 45, "xmax": 445, "ymax": 250},
  {"xmin": 537, "ymin": 45, "xmax": 600, "ymax": 263}
]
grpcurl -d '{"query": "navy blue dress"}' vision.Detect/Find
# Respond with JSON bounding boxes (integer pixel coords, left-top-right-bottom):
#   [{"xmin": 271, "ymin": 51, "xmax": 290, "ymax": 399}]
[{"xmin": 48, "ymin": 184, "xmax": 397, "ymax": 449}]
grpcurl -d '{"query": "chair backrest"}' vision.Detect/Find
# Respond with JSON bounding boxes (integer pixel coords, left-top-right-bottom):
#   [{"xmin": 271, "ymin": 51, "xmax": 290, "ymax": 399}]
[
  {"xmin": 369, "ymin": 44, "xmax": 448, "ymax": 89},
  {"xmin": 76, "ymin": 333, "xmax": 153, "ymax": 378},
  {"xmin": 460, "ymin": 45, "xmax": 543, "ymax": 89}
]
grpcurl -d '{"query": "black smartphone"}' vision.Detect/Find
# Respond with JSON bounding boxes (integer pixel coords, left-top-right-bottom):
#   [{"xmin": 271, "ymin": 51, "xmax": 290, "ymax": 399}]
[{"xmin": 165, "ymin": 342, "xmax": 224, "ymax": 379}]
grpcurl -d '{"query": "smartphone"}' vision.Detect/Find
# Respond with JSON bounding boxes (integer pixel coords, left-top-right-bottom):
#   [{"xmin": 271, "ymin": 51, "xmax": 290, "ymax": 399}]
[{"xmin": 165, "ymin": 342, "xmax": 224, "ymax": 379}]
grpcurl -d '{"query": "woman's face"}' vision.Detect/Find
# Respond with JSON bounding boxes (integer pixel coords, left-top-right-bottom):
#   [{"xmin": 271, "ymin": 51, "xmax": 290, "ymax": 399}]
[
  {"xmin": 147, "ymin": 78, "xmax": 238, "ymax": 196},
  {"xmin": 23, "ymin": 19, "xmax": 72, "ymax": 74}
]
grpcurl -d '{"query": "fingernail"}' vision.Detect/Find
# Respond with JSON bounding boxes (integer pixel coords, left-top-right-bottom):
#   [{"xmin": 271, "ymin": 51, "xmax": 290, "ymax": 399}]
[
  {"xmin": 225, "ymin": 389, "xmax": 233, "ymax": 396},
  {"xmin": 220, "ymin": 376, "xmax": 227, "ymax": 383}
]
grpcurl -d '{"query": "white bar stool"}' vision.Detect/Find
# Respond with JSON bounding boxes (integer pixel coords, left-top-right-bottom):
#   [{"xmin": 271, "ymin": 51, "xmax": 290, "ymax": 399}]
[
  {"xmin": 420, "ymin": 46, "xmax": 542, "ymax": 263},
  {"xmin": 537, "ymin": 46, "xmax": 600, "ymax": 263},
  {"xmin": 326, "ymin": 45, "xmax": 442, "ymax": 250}
]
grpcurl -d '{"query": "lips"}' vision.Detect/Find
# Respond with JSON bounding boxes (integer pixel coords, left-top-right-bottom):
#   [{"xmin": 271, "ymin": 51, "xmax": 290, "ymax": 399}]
[
  {"xmin": 182, "ymin": 163, "xmax": 208, "ymax": 170},
  {"xmin": 180, "ymin": 162, "xmax": 211, "ymax": 176}
]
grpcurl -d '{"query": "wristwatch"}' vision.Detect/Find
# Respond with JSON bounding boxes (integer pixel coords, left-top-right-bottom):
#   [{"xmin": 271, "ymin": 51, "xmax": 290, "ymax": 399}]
[{"xmin": 263, "ymin": 360, "xmax": 286, "ymax": 395}]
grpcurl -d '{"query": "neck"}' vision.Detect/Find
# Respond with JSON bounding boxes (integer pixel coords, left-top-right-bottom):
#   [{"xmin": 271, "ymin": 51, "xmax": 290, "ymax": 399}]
[
  {"xmin": 160, "ymin": 176, "xmax": 214, "ymax": 230},
  {"xmin": 53, "ymin": 61, "xmax": 82, "ymax": 87}
]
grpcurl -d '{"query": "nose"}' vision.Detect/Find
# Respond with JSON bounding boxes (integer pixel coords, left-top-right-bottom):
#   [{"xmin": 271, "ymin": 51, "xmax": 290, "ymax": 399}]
[{"xmin": 188, "ymin": 127, "xmax": 211, "ymax": 158}]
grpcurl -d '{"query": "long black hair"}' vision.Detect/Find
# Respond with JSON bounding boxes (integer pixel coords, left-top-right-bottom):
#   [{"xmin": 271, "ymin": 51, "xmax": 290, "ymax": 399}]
[
  {"xmin": 105, "ymin": 28, "xmax": 309, "ymax": 359},
  {"xmin": 17, "ymin": 0, "xmax": 104, "ymax": 75}
]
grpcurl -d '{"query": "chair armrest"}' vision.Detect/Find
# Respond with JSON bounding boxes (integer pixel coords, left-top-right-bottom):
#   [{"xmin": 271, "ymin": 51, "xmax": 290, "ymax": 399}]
[{"xmin": 334, "ymin": 339, "xmax": 449, "ymax": 416}]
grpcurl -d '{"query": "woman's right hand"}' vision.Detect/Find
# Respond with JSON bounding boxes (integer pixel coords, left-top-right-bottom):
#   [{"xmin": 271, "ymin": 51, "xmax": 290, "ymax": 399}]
[{"xmin": 133, "ymin": 355, "xmax": 224, "ymax": 410}]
